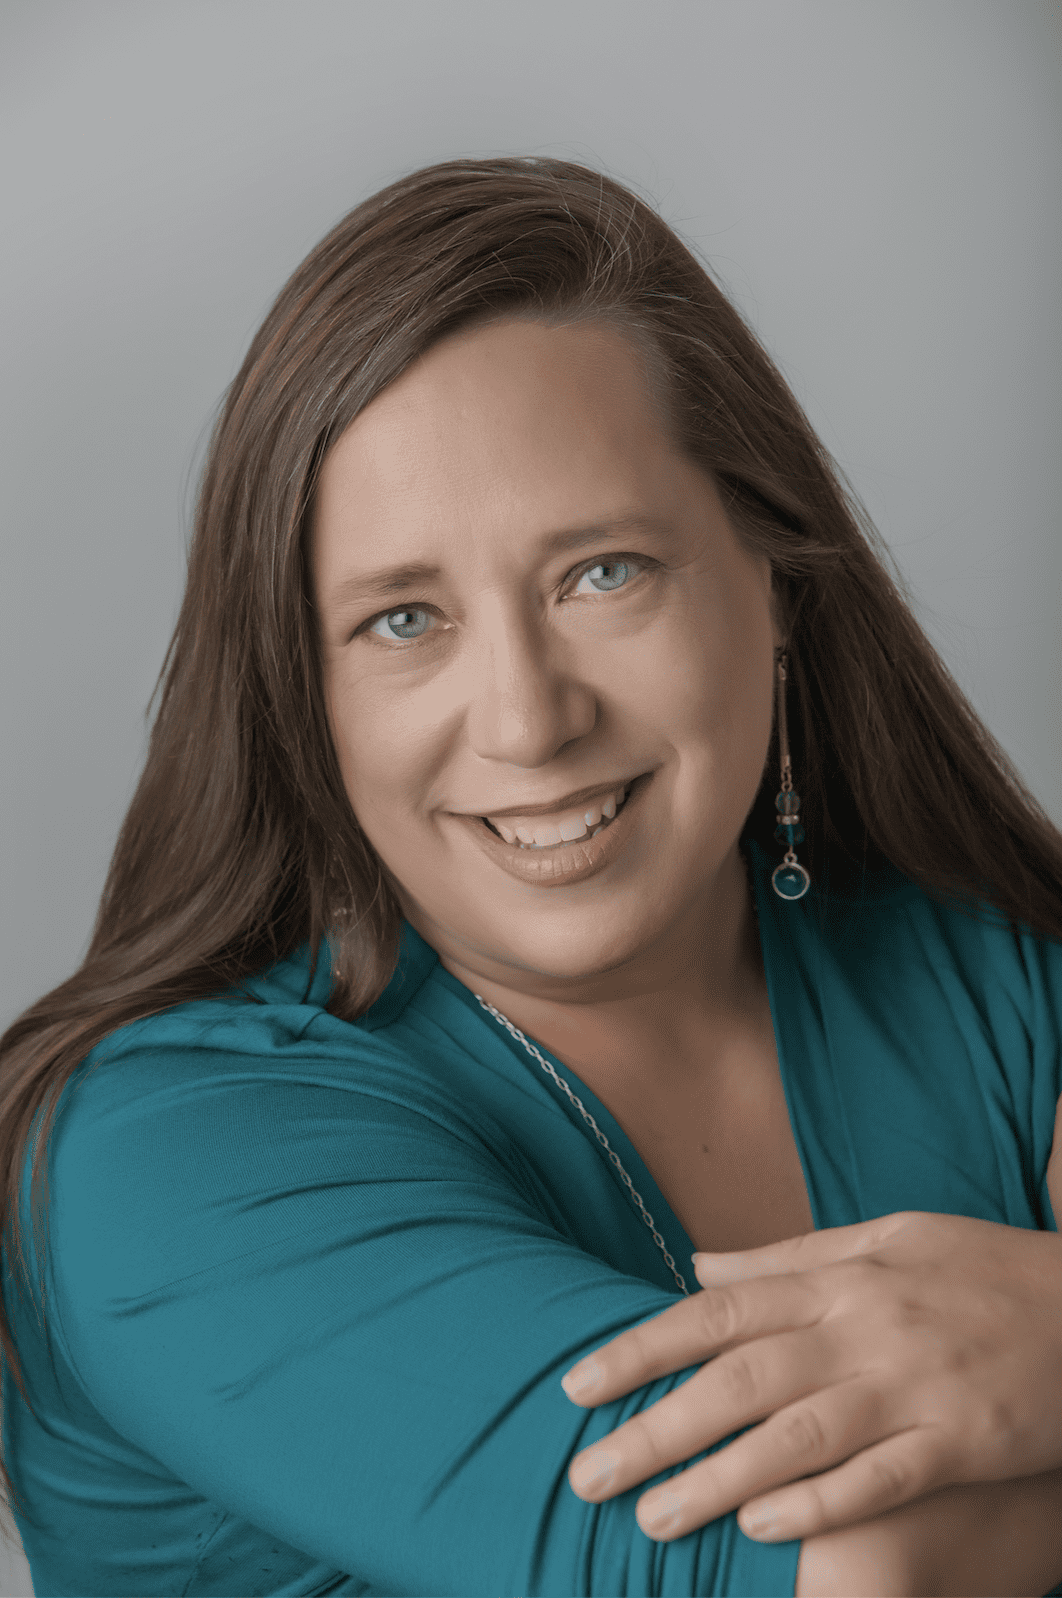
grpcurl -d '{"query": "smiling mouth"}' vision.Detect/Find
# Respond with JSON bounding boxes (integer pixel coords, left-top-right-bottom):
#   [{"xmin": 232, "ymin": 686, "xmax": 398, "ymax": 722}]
[{"xmin": 479, "ymin": 782, "xmax": 634, "ymax": 848}]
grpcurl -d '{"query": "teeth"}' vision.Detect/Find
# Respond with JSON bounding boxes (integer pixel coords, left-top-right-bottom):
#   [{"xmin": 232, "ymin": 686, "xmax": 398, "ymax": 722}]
[
  {"xmin": 482, "ymin": 781, "xmax": 635, "ymax": 849},
  {"xmin": 518, "ymin": 822, "xmax": 562, "ymax": 847},
  {"xmin": 514, "ymin": 817, "xmax": 613, "ymax": 849}
]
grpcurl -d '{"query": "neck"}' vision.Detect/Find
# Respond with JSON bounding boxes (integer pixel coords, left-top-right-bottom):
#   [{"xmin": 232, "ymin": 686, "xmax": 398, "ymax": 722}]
[{"xmin": 409, "ymin": 844, "xmax": 766, "ymax": 1089}]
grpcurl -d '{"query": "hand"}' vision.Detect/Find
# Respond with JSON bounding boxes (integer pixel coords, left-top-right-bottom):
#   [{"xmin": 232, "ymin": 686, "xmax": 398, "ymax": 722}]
[{"xmin": 561, "ymin": 1211, "xmax": 1062, "ymax": 1544}]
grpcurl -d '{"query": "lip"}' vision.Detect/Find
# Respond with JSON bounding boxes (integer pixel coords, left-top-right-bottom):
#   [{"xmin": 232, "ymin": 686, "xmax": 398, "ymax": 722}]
[
  {"xmin": 457, "ymin": 775, "xmax": 640, "ymax": 822},
  {"xmin": 453, "ymin": 770, "xmax": 654, "ymax": 887}
]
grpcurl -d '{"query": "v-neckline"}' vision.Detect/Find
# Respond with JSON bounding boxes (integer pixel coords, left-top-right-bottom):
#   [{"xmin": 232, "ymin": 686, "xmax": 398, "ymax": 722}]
[{"xmin": 431, "ymin": 839, "xmax": 822, "ymax": 1289}]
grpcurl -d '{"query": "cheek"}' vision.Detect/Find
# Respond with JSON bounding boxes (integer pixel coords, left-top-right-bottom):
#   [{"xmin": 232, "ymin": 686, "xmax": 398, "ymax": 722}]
[
  {"xmin": 661, "ymin": 596, "xmax": 774, "ymax": 753},
  {"xmin": 325, "ymin": 670, "xmax": 419, "ymax": 826},
  {"xmin": 697, "ymin": 673, "xmax": 773, "ymax": 800}
]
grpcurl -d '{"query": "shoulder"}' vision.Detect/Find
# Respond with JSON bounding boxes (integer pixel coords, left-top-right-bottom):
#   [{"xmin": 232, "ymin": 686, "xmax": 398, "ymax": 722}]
[
  {"xmin": 794, "ymin": 849, "xmax": 1062, "ymax": 1033},
  {"xmin": 37, "ymin": 937, "xmax": 534, "ymax": 1329},
  {"xmin": 753, "ymin": 838, "xmax": 1062, "ymax": 1100},
  {"xmin": 46, "ymin": 932, "xmax": 494, "ymax": 1217},
  {"xmin": 753, "ymin": 846, "xmax": 1062, "ymax": 1228},
  {"xmin": 71, "ymin": 924, "xmax": 443, "ymax": 1096}
]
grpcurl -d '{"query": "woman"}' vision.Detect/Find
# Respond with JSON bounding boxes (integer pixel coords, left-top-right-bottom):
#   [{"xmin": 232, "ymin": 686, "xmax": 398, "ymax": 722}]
[{"xmin": 1, "ymin": 156, "xmax": 1061, "ymax": 1597}]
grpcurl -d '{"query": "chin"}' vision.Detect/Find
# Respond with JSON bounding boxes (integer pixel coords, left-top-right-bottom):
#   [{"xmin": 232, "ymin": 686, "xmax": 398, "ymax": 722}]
[{"xmin": 466, "ymin": 894, "xmax": 678, "ymax": 980}]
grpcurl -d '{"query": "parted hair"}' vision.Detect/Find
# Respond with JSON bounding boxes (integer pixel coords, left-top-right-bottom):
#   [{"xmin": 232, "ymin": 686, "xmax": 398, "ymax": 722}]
[{"xmin": 2, "ymin": 156, "xmax": 1060, "ymax": 1527}]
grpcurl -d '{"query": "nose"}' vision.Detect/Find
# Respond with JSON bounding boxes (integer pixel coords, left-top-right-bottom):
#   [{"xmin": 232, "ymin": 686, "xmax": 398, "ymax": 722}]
[{"xmin": 464, "ymin": 603, "xmax": 597, "ymax": 768}]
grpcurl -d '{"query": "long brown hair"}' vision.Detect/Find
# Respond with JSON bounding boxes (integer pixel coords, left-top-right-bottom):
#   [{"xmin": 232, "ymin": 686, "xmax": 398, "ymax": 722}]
[{"xmin": 2, "ymin": 156, "xmax": 1060, "ymax": 1525}]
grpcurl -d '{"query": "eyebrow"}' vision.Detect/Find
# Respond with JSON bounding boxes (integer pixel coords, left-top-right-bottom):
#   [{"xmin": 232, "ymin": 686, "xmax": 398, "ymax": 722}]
[{"xmin": 325, "ymin": 513, "xmax": 671, "ymax": 608}]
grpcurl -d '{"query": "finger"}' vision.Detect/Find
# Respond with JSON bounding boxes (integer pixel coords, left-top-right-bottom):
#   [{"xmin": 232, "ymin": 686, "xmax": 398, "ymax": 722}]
[
  {"xmin": 692, "ymin": 1212, "xmax": 912, "ymax": 1286},
  {"xmin": 737, "ymin": 1425, "xmax": 945, "ymax": 1543},
  {"xmin": 631, "ymin": 1380, "xmax": 905, "ymax": 1543},
  {"xmin": 569, "ymin": 1325, "xmax": 852, "ymax": 1505},
  {"xmin": 560, "ymin": 1272, "xmax": 824, "ymax": 1405}
]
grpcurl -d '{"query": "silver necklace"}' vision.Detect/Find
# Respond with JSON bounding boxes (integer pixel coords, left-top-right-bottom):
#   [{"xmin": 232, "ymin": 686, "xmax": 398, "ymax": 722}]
[
  {"xmin": 474, "ymin": 994, "xmax": 690, "ymax": 1296},
  {"xmin": 471, "ymin": 852, "xmax": 763, "ymax": 1298}
]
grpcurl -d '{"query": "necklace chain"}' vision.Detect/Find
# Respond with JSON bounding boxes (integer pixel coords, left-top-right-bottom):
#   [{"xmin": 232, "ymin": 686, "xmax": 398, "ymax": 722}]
[
  {"xmin": 474, "ymin": 995, "xmax": 690, "ymax": 1296},
  {"xmin": 470, "ymin": 852, "xmax": 762, "ymax": 1298}
]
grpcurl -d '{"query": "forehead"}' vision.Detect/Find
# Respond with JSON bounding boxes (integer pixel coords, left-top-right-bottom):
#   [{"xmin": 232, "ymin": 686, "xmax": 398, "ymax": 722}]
[
  {"xmin": 312, "ymin": 318, "xmax": 679, "ymax": 560},
  {"xmin": 365, "ymin": 312, "xmax": 668, "ymax": 423}
]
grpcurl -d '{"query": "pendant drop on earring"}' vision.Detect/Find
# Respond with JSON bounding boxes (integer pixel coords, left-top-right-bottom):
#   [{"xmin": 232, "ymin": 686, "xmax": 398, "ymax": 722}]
[{"xmin": 771, "ymin": 651, "xmax": 811, "ymax": 901}]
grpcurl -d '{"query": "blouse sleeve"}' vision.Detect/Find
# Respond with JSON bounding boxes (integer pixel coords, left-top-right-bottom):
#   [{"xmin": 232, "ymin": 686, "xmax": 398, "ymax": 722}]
[
  {"xmin": 1021, "ymin": 922, "xmax": 1062, "ymax": 1232},
  {"xmin": 37, "ymin": 1010, "xmax": 800, "ymax": 1598}
]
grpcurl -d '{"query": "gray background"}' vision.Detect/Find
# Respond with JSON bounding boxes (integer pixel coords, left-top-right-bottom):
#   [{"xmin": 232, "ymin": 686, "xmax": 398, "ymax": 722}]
[
  {"xmin": 0, "ymin": 3, "xmax": 1059, "ymax": 1583},
  {"xmin": 4, "ymin": 0, "xmax": 1061, "ymax": 1040}
]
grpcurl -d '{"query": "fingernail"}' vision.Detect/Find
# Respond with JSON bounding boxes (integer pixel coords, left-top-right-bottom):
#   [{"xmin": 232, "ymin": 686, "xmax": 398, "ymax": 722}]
[
  {"xmin": 640, "ymin": 1486, "xmax": 685, "ymax": 1534},
  {"xmin": 570, "ymin": 1448, "xmax": 618, "ymax": 1493},
  {"xmin": 561, "ymin": 1359, "xmax": 602, "ymax": 1398},
  {"xmin": 741, "ymin": 1505, "xmax": 784, "ymax": 1541}
]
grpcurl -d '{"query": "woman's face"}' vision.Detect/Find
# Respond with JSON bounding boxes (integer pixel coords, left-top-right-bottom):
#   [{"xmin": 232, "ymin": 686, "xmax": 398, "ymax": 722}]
[{"xmin": 313, "ymin": 316, "xmax": 780, "ymax": 995}]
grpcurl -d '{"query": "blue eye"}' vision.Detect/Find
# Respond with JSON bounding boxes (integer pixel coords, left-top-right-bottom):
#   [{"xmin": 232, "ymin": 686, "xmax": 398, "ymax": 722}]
[
  {"xmin": 572, "ymin": 560, "xmax": 634, "ymax": 594},
  {"xmin": 368, "ymin": 608, "xmax": 434, "ymax": 641},
  {"xmin": 360, "ymin": 556, "xmax": 646, "ymax": 646}
]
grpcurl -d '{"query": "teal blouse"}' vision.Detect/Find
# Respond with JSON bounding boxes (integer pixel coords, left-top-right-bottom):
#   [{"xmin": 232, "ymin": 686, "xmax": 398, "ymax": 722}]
[{"xmin": 4, "ymin": 842, "xmax": 1061, "ymax": 1597}]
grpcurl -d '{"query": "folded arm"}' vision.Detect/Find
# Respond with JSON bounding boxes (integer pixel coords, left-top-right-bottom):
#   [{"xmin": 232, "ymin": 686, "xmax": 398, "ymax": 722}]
[{"xmin": 48, "ymin": 1031, "xmax": 802, "ymax": 1596}]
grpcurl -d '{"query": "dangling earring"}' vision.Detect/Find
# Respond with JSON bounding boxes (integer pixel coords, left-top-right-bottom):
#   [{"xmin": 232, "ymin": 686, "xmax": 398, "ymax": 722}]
[{"xmin": 772, "ymin": 650, "xmax": 811, "ymax": 901}]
